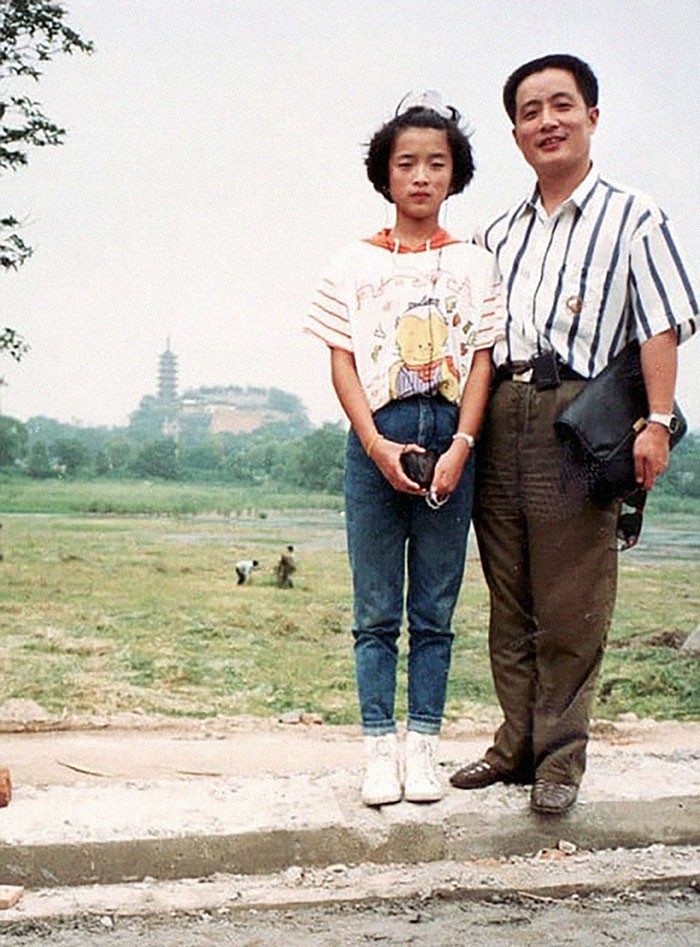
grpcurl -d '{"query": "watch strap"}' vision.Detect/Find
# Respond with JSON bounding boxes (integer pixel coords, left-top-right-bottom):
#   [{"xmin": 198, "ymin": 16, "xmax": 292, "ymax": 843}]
[
  {"xmin": 647, "ymin": 412, "xmax": 678, "ymax": 432},
  {"xmin": 452, "ymin": 432, "xmax": 475, "ymax": 449}
]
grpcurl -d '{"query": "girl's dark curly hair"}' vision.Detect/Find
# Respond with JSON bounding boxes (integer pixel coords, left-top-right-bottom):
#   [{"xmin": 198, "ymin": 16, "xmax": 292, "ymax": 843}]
[{"xmin": 365, "ymin": 105, "xmax": 474, "ymax": 202}]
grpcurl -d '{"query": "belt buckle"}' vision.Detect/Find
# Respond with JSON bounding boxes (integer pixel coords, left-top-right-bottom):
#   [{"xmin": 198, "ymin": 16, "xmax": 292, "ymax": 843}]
[{"xmin": 512, "ymin": 368, "xmax": 533, "ymax": 383}]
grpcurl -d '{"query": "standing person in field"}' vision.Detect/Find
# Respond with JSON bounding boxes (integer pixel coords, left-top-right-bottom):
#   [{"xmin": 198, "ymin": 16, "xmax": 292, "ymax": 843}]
[
  {"xmin": 276, "ymin": 545, "xmax": 296, "ymax": 588},
  {"xmin": 449, "ymin": 55, "xmax": 698, "ymax": 814},
  {"xmin": 305, "ymin": 92, "xmax": 500, "ymax": 806}
]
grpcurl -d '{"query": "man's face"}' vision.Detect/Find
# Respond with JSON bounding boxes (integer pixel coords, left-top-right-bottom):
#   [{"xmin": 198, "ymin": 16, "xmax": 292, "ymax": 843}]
[{"xmin": 512, "ymin": 68, "xmax": 598, "ymax": 180}]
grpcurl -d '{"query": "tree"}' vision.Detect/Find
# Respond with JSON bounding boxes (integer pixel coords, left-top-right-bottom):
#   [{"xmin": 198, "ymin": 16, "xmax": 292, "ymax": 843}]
[
  {"xmin": 180, "ymin": 440, "xmax": 226, "ymax": 479},
  {"xmin": 128, "ymin": 396, "xmax": 175, "ymax": 442},
  {"xmin": 1, "ymin": 1, "xmax": 92, "ymax": 356},
  {"xmin": 0, "ymin": 412, "xmax": 26, "ymax": 465},
  {"xmin": 52, "ymin": 434, "xmax": 88, "ymax": 474},
  {"xmin": 132, "ymin": 438, "xmax": 179, "ymax": 481},
  {"xmin": 26, "ymin": 438, "xmax": 52, "ymax": 477},
  {"xmin": 286, "ymin": 424, "xmax": 346, "ymax": 492},
  {"xmin": 267, "ymin": 387, "xmax": 309, "ymax": 425},
  {"xmin": 94, "ymin": 435, "xmax": 134, "ymax": 477},
  {"xmin": 659, "ymin": 432, "xmax": 700, "ymax": 498},
  {"xmin": 0, "ymin": 325, "xmax": 28, "ymax": 357}
]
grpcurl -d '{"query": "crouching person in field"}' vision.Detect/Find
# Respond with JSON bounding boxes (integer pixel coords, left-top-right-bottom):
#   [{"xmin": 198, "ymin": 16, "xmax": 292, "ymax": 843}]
[{"xmin": 235, "ymin": 558, "xmax": 259, "ymax": 586}]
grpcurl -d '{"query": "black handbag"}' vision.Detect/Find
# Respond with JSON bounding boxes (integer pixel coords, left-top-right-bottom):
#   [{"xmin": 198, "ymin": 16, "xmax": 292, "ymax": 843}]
[{"xmin": 554, "ymin": 341, "xmax": 687, "ymax": 506}]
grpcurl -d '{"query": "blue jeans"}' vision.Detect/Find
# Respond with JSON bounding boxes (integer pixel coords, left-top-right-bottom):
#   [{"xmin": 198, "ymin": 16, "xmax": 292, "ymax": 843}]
[{"xmin": 344, "ymin": 396, "xmax": 474, "ymax": 736}]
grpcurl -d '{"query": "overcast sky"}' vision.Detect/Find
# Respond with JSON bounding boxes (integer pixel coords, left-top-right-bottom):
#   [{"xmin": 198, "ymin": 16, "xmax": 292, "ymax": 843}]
[{"xmin": 2, "ymin": 0, "xmax": 699, "ymax": 429}]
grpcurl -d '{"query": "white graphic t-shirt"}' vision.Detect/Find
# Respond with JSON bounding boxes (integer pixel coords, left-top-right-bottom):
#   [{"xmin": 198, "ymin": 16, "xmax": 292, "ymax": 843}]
[{"xmin": 305, "ymin": 229, "xmax": 502, "ymax": 413}]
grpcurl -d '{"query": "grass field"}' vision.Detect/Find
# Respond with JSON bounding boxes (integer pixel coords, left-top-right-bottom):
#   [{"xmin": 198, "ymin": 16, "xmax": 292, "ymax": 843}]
[
  {"xmin": 0, "ymin": 483, "xmax": 698, "ymax": 725},
  {"xmin": 0, "ymin": 478, "xmax": 343, "ymax": 516}
]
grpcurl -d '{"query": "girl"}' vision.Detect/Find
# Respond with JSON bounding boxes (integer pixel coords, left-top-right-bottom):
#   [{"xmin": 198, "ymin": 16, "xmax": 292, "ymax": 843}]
[{"xmin": 305, "ymin": 92, "xmax": 499, "ymax": 806}]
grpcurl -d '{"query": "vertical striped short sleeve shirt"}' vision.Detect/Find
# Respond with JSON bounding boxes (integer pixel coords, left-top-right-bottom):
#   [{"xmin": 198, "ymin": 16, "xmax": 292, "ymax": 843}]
[{"xmin": 476, "ymin": 168, "xmax": 698, "ymax": 376}]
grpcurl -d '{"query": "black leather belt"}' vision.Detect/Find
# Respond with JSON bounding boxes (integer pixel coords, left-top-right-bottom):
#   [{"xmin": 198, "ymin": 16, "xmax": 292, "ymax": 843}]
[{"xmin": 495, "ymin": 361, "xmax": 585, "ymax": 383}]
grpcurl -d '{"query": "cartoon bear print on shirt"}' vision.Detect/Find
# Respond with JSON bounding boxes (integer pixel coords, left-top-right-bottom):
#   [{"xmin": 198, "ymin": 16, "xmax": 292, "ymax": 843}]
[{"xmin": 388, "ymin": 299, "xmax": 459, "ymax": 402}]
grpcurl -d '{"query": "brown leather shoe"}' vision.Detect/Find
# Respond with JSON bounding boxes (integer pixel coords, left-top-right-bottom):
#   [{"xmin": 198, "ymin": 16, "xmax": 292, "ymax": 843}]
[
  {"xmin": 530, "ymin": 779, "xmax": 578, "ymax": 815},
  {"xmin": 450, "ymin": 758, "xmax": 512, "ymax": 790}
]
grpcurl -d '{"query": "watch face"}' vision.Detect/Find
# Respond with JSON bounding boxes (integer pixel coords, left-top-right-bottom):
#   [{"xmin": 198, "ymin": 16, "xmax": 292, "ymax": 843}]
[{"xmin": 669, "ymin": 415, "xmax": 680, "ymax": 434}]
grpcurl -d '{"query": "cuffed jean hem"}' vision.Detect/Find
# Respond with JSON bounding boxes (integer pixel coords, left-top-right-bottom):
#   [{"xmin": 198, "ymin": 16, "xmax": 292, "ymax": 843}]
[
  {"xmin": 361, "ymin": 722, "xmax": 399, "ymax": 737},
  {"xmin": 407, "ymin": 717, "xmax": 442, "ymax": 736}
]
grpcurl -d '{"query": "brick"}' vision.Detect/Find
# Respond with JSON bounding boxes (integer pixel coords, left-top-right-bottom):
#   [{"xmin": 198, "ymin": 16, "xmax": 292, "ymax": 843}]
[
  {"xmin": 0, "ymin": 768, "xmax": 11, "ymax": 808},
  {"xmin": 0, "ymin": 886, "xmax": 23, "ymax": 910}
]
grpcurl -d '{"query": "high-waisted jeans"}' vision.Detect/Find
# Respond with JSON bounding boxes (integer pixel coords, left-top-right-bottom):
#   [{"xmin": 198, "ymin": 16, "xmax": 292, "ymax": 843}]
[{"xmin": 344, "ymin": 396, "xmax": 474, "ymax": 736}]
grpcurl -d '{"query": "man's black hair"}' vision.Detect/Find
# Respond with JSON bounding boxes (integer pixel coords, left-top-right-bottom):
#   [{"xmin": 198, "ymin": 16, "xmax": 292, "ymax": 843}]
[
  {"xmin": 365, "ymin": 107, "xmax": 474, "ymax": 202},
  {"xmin": 503, "ymin": 54, "xmax": 598, "ymax": 124}
]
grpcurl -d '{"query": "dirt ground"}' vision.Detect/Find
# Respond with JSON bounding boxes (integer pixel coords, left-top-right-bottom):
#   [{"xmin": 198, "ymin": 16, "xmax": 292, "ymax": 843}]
[{"xmin": 2, "ymin": 885, "xmax": 698, "ymax": 946}]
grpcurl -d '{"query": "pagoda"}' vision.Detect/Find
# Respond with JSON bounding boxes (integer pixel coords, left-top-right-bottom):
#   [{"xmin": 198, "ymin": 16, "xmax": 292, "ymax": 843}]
[{"xmin": 157, "ymin": 339, "xmax": 178, "ymax": 403}]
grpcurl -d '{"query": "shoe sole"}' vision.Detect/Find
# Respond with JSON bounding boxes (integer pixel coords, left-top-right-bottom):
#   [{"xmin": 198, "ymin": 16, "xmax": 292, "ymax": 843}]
[
  {"xmin": 450, "ymin": 771, "xmax": 533, "ymax": 790},
  {"xmin": 362, "ymin": 792, "xmax": 402, "ymax": 807},
  {"xmin": 449, "ymin": 777, "xmax": 500, "ymax": 790},
  {"xmin": 404, "ymin": 790, "xmax": 443, "ymax": 803},
  {"xmin": 531, "ymin": 800, "xmax": 576, "ymax": 815}
]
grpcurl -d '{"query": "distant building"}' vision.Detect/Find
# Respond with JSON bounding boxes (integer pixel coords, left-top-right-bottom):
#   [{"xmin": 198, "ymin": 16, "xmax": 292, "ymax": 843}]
[
  {"xmin": 180, "ymin": 385, "xmax": 290, "ymax": 435},
  {"xmin": 157, "ymin": 340, "xmax": 178, "ymax": 403},
  {"xmin": 129, "ymin": 343, "xmax": 308, "ymax": 440}
]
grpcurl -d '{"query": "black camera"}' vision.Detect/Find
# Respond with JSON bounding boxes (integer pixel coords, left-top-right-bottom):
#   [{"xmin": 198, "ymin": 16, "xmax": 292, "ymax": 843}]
[
  {"xmin": 531, "ymin": 350, "xmax": 561, "ymax": 390},
  {"xmin": 400, "ymin": 450, "xmax": 438, "ymax": 490}
]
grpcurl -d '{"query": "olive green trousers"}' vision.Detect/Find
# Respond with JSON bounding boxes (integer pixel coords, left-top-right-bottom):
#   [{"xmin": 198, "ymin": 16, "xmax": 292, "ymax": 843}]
[{"xmin": 474, "ymin": 379, "xmax": 618, "ymax": 787}]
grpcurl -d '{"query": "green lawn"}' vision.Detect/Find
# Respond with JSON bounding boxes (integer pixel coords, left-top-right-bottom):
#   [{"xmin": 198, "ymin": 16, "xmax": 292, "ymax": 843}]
[{"xmin": 0, "ymin": 487, "xmax": 697, "ymax": 724}]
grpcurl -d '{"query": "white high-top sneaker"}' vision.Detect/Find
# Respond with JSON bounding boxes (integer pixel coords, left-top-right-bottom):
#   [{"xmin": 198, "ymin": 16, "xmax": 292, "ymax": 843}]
[
  {"xmin": 404, "ymin": 730, "xmax": 443, "ymax": 803},
  {"xmin": 361, "ymin": 733, "xmax": 402, "ymax": 806}
]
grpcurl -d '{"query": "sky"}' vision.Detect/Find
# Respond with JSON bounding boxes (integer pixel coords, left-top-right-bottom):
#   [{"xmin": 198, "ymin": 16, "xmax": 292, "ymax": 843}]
[{"xmin": 2, "ymin": 0, "xmax": 699, "ymax": 430}]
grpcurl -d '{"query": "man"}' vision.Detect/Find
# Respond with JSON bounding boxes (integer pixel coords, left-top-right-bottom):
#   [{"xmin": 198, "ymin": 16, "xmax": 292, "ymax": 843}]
[
  {"xmin": 235, "ymin": 558, "xmax": 259, "ymax": 586},
  {"xmin": 276, "ymin": 545, "xmax": 296, "ymax": 588},
  {"xmin": 451, "ymin": 54, "xmax": 697, "ymax": 814}
]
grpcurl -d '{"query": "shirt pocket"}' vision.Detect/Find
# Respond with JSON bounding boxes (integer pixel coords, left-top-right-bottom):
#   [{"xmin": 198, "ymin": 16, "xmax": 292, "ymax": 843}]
[{"xmin": 553, "ymin": 262, "xmax": 609, "ymax": 340}]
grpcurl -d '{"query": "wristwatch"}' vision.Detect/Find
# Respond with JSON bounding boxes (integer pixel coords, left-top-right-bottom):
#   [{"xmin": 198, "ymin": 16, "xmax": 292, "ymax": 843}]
[{"xmin": 647, "ymin": 412, "xmax": 680, "ymax": 434}]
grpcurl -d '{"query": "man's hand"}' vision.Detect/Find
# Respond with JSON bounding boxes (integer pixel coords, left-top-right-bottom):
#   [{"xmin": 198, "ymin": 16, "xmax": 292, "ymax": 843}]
[
  {"xmin": 636, "ymin": 328, "xmax": 677, "ymax": 491},
  {"xmin": 633, "ymin": 422, "xmax": 670, "ymax": 491}
]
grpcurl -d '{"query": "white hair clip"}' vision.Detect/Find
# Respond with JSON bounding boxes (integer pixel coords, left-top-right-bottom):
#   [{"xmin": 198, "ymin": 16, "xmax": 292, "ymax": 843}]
[{"xmin": 395, "ymin": 90, "xmax": 459, "ymax": 122}]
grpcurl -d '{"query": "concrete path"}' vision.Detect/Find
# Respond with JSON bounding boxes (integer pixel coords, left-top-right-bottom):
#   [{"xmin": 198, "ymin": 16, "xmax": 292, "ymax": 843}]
[{"xmin": 1, "ymin": 716, "xmax": 698, "ymax": 891}]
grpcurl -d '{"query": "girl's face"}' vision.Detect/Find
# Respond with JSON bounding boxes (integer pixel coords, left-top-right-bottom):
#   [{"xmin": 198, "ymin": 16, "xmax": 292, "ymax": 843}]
[{"xmin": 388, "ymin": 127, "xmax": 453, "ymax": 227}]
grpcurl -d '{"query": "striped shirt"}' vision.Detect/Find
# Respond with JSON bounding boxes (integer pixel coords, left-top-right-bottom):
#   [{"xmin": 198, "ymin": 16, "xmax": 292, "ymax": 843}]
[
  {"xmin": 305, "ymin": 230, "xmax": 502, "ymax": 412},
  {"xmin": 475, "ymin": 168, "xmax": 698, "ymax": 375}
]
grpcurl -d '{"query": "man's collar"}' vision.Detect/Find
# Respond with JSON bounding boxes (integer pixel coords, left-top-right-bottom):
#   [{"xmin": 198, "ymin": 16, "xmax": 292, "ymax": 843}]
[{"xmin": 520, "ymin": 165, "xmax": 600, "ymax": 218}]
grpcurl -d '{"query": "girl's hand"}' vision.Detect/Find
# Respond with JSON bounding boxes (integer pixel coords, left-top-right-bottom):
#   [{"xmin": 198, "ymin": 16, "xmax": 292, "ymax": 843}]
[
  {"xmin": 371, "ymin": 438, "xmax": 428, "ymax": 494},
  {"xmin": 429, "ymin": 440, "xmax": 470, "ymax": 502}
]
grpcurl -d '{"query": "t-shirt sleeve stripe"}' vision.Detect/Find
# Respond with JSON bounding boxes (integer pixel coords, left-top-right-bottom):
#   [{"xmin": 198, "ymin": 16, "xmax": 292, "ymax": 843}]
[
  {"xmin": 304, "ymin": 278, "xmax": 353, "ymax": 350},
  {"xmin": 473, "ymin": 278, "xmax": 504, "ymax": 349}
]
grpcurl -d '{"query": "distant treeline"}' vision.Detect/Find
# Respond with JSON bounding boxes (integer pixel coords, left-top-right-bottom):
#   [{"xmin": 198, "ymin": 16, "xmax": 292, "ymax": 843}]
[
  {"xmin": 1, "ymin": 414, "xmax": 699, "ymax": 498},
  {"xmin": 0, "ymin": 414, "xmax": 346, "ymax": 492}
]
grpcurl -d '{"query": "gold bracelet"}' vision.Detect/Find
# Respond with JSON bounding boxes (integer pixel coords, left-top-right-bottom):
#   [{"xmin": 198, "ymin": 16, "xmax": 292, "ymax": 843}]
[{"xmin": 366, "ymin": 432, "xmax": 383, "ymax": 458}]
